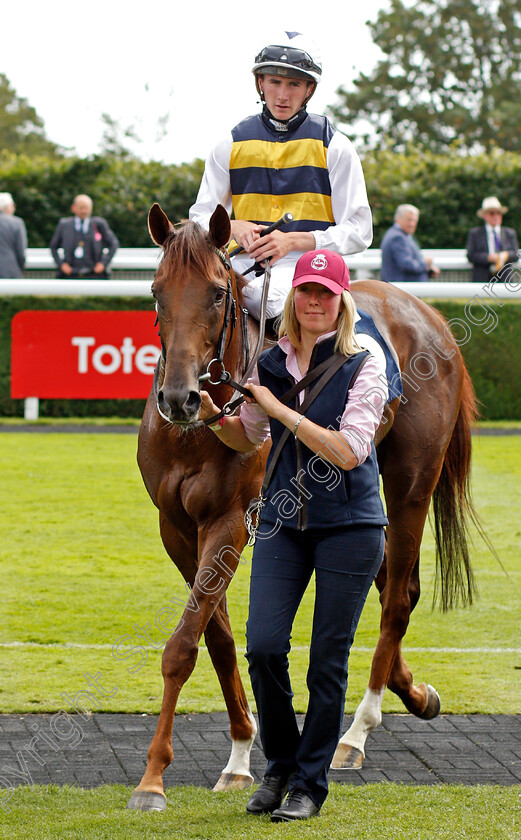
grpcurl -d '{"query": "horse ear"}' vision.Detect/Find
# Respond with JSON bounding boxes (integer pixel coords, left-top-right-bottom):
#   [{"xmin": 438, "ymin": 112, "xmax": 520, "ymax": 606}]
[
  {"xmin": 148, "ymin": 203, "xmax": 175, "ymax": 246},
  {"xmin": 209, "ymin": 204, "xmax": 231, "ymax": 249}
]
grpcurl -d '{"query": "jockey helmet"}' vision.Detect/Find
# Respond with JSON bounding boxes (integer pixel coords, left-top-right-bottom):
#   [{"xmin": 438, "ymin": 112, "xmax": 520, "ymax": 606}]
[{"xmin": 252, "ymin": 32, "xmax": 322, "ymax": 88}]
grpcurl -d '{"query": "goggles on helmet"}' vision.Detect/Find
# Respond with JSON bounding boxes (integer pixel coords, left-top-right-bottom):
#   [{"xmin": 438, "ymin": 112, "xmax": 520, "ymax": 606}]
[{"xmin": 254, "ymin": 45, "xmax": 321, "ymax": 77}]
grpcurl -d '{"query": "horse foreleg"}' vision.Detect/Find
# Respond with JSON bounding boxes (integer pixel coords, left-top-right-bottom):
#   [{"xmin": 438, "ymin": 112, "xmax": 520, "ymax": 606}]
[
  {"xmin": 126, "ymin": 613, "xmax": 200, "ymax": 810},
  {"xmin": 204, "ymin": 600, "xmax": 257, "ymax": 791}
]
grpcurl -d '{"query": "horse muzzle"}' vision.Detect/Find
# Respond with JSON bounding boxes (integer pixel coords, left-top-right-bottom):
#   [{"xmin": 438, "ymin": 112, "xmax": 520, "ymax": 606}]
[{"xmin": 156, "ymin": 384, "xmax": 202, "ymax": 424}]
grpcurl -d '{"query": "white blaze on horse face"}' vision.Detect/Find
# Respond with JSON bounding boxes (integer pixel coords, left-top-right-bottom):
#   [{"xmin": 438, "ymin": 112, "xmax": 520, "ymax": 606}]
[{"xmin": 337, "ymin": 687, "xmax": 385, "ymax": 756}]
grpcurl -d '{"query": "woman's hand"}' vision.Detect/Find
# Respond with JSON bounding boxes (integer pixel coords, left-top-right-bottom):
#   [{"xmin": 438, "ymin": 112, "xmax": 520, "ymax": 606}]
[
  {"xmin": 199, "ymin": 390, "xmax": 221, "ymax": 422},
  {"xmin": 245, "ymin": 381, "xmax": 285, "ymax": 418}
]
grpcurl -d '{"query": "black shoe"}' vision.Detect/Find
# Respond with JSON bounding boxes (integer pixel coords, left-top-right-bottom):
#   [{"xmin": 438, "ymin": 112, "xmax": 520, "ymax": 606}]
[
  {"xmin": 271, "ymin": 788, "xmax": 320, "ymax": 822},
  {"xmin": 246, "ymin": 774, "xmax": 289, "ymax": 815}
]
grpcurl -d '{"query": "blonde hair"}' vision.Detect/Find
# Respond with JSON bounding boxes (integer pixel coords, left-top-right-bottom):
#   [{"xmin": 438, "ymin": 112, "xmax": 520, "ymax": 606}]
[{"xmin": 278, "ymin": 288, "xmax": 362, "ymax": 356}]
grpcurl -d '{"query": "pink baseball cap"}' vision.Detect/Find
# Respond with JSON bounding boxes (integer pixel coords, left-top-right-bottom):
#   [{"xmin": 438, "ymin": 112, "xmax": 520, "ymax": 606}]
[{"xmin": 292, "ymin": 249, "xmax": 351, "ymax": 294}]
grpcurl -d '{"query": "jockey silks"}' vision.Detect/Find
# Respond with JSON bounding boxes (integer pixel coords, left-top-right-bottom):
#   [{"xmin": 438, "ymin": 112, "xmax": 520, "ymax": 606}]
[{"xmin": 229, "ymin": 112, "xmax": 336, "ymax": 233}]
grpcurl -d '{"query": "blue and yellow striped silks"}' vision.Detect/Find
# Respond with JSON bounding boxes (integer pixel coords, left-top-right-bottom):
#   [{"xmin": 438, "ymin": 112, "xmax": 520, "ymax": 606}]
[{"xmin": 229, "ymin": 113, "xmax": 336, "ymax": 232}]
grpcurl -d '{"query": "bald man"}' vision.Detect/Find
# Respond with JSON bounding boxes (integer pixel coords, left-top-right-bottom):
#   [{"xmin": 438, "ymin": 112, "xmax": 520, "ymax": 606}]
[{"xmin": 50, "ymin": 194, "xmax": 119, "ymax": 278}]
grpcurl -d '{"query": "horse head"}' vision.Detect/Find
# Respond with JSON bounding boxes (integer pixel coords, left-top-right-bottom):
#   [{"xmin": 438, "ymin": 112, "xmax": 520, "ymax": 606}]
[{"xmin": 149, "ymin": 203, "xmax": 243, "ymax": 426}]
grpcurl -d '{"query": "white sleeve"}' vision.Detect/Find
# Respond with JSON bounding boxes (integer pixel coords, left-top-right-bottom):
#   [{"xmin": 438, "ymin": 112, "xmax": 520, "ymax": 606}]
[
  {"xmin": 313, "ymin": 131, "xmax": 373, "ymax": 254},
  {"xmin": 189, "ymin": 135, "xmax": 234, "ymax": 230}
]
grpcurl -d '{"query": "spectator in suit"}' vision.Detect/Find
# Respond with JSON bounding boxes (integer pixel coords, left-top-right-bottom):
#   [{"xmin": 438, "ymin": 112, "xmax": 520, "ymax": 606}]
[
  {"xmin": 0, "ymin": 192, "xmax": 27, "ymax": 278},
  {"xmin": 380, "ymin": 204, "xmax": 439, "ymax": 283},
  {"xmin": 49, "ymin": 194, "xmax": 119, "ymax": 279},
  {"xmin": 466, "ymin": 196, "xmax": 520, "ymax": 284}
]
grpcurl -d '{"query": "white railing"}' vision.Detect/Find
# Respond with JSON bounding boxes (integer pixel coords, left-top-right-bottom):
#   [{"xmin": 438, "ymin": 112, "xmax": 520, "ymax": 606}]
[
  {"xmin": 0, "ymin": 279, "xmax": 154, "ymax": 296},
  {"xmin": 25, "ymin": 247, "xmax": 162, "ymax": 271},
  {"xmin": 1, "ymin": 279, "xmax": 520, "ymax": 300},
  {"xmin": 24, "ymin": 246, "xmax": 470, "ymax": 273}
]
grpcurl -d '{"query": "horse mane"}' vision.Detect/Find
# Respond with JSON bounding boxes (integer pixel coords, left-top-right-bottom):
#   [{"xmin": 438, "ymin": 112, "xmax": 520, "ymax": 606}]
[{"xmin": 161, "ymin": 219, "xmax": 247, "ymax": 294}]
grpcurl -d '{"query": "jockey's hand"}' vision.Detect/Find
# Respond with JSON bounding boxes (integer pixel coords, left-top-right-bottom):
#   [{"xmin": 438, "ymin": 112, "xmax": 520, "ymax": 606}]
[
  {"xmin": 247, "ymin": 229, "xmax": 294, "ymax": 266},
  {"xmin": 230, "ymin": 220, "xmax": 267, "ymax": 252},
  {"xmin": 199, "ymin": 390, "xmax": 221, "ymax": 422},
  {"xmin": 247, "ymin": 229, "xmax": 316, "ymax": 267}
]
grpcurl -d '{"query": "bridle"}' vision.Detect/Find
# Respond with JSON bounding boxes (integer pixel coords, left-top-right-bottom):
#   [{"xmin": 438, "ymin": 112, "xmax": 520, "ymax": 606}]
[{"xmin": 154, "ymin": 243, "xmax": 269, "ymax": 427}]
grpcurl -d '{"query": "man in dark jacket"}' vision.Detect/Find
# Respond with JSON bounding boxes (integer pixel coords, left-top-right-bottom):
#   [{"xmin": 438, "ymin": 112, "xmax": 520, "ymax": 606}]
[
  {"xmin": 380, "ymin": 204, "xmax": 439, "ymax": 283},
  {"xmin": 50, "ymin": 194, "xmax": 119, "ymax": 279},
  {"xmin": 466, "ymin": 196, "xmax": 519, "ymax": 284},
  {"xmin": 0, "ymin": 192, "xmax": 27, "ymax": 278}
]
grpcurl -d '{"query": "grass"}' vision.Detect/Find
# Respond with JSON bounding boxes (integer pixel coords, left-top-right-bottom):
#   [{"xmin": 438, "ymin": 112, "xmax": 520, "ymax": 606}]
[
  {"xmin": 1, "ymin": 430, "xmax": 520, "ymax": 839},
  {"xmin": 0, "ymin": 432, "xmax": 520, "ymax": 715},
  {"xmin": 1, "ymin": 784, "xmax": 520, "ymax": 840}
]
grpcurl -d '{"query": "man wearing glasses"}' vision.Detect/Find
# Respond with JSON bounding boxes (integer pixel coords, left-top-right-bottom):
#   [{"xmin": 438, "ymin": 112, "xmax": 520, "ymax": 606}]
[
  {"xmin": 466, "ymin": 196, "xmax": 519, "ymax": 283},
  {"xmin": 189, "ymin": 31, "xmax": 372, "ymax": 322}
]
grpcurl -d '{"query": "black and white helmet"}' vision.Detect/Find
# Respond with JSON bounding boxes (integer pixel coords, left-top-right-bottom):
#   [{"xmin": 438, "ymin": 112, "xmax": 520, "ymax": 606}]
[{"xmin": 252, "ymin": 31, "xmax": 322, "ymax": 85}]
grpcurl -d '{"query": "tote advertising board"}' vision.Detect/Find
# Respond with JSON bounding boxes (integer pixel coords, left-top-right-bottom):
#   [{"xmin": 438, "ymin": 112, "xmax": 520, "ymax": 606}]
[{"xmin": 11, "ymin": 311, "xmax": 161, "ymax": 399}]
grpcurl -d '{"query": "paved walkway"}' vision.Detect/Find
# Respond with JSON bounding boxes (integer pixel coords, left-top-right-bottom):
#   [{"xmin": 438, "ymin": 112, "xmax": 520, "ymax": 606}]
[{"xmin": 1, "ymin": 713, "xmax": 520, "ymax": 790}]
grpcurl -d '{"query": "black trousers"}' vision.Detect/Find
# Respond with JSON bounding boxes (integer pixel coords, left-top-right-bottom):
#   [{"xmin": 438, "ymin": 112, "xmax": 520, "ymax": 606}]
[{"xmin": 246, "ymin": 522, "xmax": 384, "ymax": 807}]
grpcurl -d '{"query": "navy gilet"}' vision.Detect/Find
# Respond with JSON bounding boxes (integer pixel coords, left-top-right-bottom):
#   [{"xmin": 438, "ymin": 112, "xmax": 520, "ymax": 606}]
[{"xmin": 257, "ymin": 336, "xmax": 388, "ymax": 531}]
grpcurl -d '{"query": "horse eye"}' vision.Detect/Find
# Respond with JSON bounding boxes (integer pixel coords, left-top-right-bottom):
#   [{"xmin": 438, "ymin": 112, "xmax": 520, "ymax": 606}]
[{"xmin": 214, "ymin": 288, "xmax": 226, "ymax": 305}]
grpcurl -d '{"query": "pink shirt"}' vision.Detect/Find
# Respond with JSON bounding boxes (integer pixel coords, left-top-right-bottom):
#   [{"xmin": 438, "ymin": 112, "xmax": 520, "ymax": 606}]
[{"xmin": 240, "ymin": 332, "xmax": 386, "ymax": 464}]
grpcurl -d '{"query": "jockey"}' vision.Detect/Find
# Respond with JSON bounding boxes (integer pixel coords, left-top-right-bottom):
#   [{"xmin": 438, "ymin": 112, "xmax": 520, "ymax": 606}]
[{"xmin": 189, "ymin": 31, "xmax": 373, "ymax": 321}]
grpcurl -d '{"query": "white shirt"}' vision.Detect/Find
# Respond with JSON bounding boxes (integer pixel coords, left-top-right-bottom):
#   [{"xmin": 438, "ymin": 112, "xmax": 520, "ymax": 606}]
[{"xmin": 486, "ymin": 223, "xmax": 502, "ymax": 253}]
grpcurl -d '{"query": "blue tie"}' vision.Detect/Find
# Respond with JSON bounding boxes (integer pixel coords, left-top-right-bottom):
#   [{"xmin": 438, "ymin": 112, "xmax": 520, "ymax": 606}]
[{"xmin": 494, "ymin": 228, "xmax": 502, "ymax": 251}]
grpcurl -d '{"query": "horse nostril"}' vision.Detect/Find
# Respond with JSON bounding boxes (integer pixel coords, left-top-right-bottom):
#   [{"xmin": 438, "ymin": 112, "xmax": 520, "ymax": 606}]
[
  {"xmin": 184, "ymin": 390, "xmax": 202, "ymax": 414},
  {"xmin": 157, "ymin": 389, "xmax": 170, "ymax": 416}
]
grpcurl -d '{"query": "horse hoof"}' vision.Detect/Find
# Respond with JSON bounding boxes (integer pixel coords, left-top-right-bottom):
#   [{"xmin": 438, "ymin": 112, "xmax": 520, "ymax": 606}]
[
  {"xmin": 126, "ymin": 791, "xmax": 167, "ymax": 811},
  {"xmin": 417, "ymin": 683, "xmax": 441, "ymax": 720},
  {"xmin": 212, "ymin": 772, "xmax": 254, "ymax": 792},
  {"xmin": 330, "ymin": 743, "xmax": 364, "ymax": 770}
]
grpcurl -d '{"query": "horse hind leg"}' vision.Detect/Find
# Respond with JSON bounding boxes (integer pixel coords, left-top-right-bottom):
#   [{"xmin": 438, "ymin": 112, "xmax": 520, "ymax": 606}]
[
  {"xmin": 331, "ymin": 653, "xmax": 440, "ymax": 771},
  {"xmin": 331, "ymin": 686, "xmax": 385, "ymax": 769},
  {"xmin": 332, "ymin": 502, "xmax": 440, "ymax": 770},
  {"xmin": 204, "ymin": 599, "xmax": 257, "ymax": 791}
]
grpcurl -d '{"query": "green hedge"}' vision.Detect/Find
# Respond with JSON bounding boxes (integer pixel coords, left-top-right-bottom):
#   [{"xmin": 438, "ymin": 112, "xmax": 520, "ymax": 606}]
[
  {"xmin": 362, "ymin": 147, "xmax": 521, "ymax": 249},
  {"xmin": 433, "ymin": 299, "xmax": 521, "ymax": 420},
  {"xmin": 0, "ymin": 153, "xmax": 204, "ymax": 248},
  {"xmin": 1, "ymin": 297, "xmax": 520, "ymax": 420},
  {"xmin": 2, "ymin": 146, "xmax": 521, "ymax": 251}
]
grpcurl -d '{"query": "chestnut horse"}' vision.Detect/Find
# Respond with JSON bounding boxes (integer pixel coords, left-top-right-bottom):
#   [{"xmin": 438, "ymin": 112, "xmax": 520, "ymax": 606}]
[{"xmin": 127, "ymin": 203, "xmax": 477, "ymax": 811}]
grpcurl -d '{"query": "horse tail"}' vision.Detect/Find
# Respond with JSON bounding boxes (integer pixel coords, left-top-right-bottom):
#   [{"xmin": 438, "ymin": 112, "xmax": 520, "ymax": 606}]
[{"xmin": 432, "ymin": 364, "xmax": 482, "ymax": 611}]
